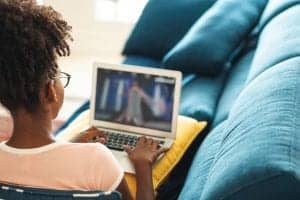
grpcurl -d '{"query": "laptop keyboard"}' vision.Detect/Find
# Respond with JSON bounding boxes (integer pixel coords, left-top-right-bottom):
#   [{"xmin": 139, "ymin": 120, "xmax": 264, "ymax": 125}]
[{"xmin": 95, "ymin": 130, "xmax": 165, "ymax": 151}]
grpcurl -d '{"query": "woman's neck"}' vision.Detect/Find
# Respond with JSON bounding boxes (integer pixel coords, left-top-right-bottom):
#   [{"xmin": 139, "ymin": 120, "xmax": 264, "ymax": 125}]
[{"xmin": 5, "ymin": 109, "xmax": 55, "ymax": 148}]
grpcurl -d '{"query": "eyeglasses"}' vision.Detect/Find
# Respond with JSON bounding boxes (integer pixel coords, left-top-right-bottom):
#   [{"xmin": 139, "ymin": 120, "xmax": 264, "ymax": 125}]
[{"xmin": 58, "ymin": 71, "xmax": 71, "ymax": 88}]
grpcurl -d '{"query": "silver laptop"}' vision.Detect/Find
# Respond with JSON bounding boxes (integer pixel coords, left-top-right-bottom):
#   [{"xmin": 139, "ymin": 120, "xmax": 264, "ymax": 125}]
[{"xmin": 90, "ymin": 62, "xmax": 182, "ymax": 173}]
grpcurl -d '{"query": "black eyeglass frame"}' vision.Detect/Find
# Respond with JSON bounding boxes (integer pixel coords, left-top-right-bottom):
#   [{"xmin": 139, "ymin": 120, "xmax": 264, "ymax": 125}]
[{"xmin": 58, "ymin": 71, "xmax": 71, "ymax": 88}]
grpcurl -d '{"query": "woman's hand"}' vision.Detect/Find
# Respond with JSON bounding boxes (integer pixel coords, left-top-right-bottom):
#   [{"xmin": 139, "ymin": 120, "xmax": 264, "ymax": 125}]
[
  {"xmin": 124, "ymin": 136, "xmax": 168, "ymax": 200},
  {"xmin": 123, "ymin": 136, "xmax": 169, "ymax": 166},
  {"xmin": 71, "ymin": 127, "xmax": 107, "ymax": 144}
]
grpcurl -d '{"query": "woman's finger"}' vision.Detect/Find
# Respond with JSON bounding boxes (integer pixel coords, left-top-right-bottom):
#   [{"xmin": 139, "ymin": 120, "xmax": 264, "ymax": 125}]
[
  {"xmin": 123, "ymin": 145, "xmax": 133, "ymax": 155},
  {"xmin": 152, "ymin": 140, "xmax": 159, "ymax": 150},
  {"xmin": 146, "ymin": 138, "xmax": 154, "ymax": 145},
  {"xmin": 157, "ymin": 147, "xmax": 169, "ymax": 155},
  {"xmin": 95, "ymin": 137, "xmax": 106, "ymax": 144},
  {"xmin": 138, "ymin": 136, "xmax": 147, "ymax": 144}
]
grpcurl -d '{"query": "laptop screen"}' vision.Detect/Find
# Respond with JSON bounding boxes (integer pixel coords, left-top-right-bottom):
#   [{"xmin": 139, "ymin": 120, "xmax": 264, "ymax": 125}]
[{"xmin": 94, "ymin": 68, "xmax": 176, "ymax": 132}]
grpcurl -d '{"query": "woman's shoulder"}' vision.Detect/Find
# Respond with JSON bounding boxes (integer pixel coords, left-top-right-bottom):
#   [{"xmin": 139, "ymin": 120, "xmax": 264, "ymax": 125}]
[
  {"xmin": 58, "ymin": 141, "xmax": 107, "ymax": 151},
  {"xmin": 54, "ymin": 141, "xmax": 112, "ymax": 157}
]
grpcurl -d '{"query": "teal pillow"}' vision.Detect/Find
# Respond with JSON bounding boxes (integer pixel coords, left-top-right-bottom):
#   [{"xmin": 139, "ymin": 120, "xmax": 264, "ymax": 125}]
[
  {"xmin": 163, "ymin": 0, "xmax": 268, "ymax": 76},
  {"xmin": 122, "ymin": 0, "xmax": 216, "ymax": 60}
]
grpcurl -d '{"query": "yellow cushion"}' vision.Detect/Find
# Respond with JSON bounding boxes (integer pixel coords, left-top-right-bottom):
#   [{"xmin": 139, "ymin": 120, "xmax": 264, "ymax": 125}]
[{"xmin": 57, "ymin": 110, "xmax": 207, "ymax": 199}]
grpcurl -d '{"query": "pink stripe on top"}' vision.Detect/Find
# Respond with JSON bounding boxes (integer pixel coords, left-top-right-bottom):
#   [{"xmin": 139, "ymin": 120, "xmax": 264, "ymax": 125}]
[{"xmin": 0, "ymin": 142, "xmax": 123, "ymax": 191}]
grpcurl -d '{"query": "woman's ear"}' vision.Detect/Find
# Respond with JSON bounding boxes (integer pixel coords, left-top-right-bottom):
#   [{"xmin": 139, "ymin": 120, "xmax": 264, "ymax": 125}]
[
  {"xmin": 39, "ymin": 80, "xmax": 63, "ymax": 119},
  {"xmin": 41, "ymin": 80, "xmax": 58, "ymax": 104}
]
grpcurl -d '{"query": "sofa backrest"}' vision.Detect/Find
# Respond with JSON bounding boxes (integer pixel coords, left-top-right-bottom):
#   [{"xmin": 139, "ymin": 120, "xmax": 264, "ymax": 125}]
[
  {"xmin": 180, "ymin": 55, "xmax": 300, "ymax": 200},
  {"xmin": 246, "ymin": 2, "xmax": 300, "ymax": 83},
  {"xmin": 201, "ymin": 58, "xmax": 300, "ymax": 200},
  {"xmin": 180, "ymin": 1, "xmax": 300, "ymax": 199},
  {"xmin": 212, "ymin": 0, "xmax": 300, "ymax": 127},
  {"xmin": 212, "ymin": 50, "xmax": 255, "ymax": 127}
]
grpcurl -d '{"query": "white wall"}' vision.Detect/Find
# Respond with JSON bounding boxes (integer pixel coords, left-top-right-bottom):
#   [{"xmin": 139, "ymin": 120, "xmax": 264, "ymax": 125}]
[{"xmin": 44, "ymin": 0, "xmax": 134, "ymax": 60}]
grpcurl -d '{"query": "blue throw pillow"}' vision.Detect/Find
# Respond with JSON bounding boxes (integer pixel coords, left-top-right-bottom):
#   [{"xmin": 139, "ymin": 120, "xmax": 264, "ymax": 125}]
[
  {"xmin": 179, "ymin": 72, "xmax": 225, "ymax": 122},
  {"xmin": 122, "ymin": 55, "xmax": 162, "ymax": 68},
  {"xmin": 122, "ymin": 0, "xmax": 216, "ymax": 60},
  {"xmin": 163, "ymin": 0, "xmax": 268, "ymax": 76}
]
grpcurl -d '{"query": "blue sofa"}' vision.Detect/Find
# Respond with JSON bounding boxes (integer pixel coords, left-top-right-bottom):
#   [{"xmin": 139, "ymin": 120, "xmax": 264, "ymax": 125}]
[{"xmin": 60, "ymin": 0, "xmax": 300, "ymax": 199}]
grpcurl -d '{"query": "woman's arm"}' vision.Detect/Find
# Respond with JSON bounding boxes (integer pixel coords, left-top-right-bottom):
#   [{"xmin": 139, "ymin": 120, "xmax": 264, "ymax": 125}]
[
  {"xmin": 124, "ymin": 137, "xmax": 169, "ymax": 200},
  {"xmin": 134, "ymin": 161, "xmax": 155, "ymax": 200},
  {"xmin": 116, "ymin": 178, "xmax": 133, "ymax": 200}
]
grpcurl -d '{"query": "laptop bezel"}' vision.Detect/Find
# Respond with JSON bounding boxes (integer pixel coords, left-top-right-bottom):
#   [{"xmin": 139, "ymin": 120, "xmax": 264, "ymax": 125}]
[{"xmin": 90, "ymin": 62, "xmax": 182, "ymax": 139}]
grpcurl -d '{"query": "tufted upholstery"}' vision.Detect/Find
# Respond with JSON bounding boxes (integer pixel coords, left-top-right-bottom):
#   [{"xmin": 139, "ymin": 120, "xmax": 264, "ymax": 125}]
[
  {"xmin": 178, "ymin": 121, "xmax": 228, "ymax": 199},
  {"xmin": 198, "ymin": 58, "xmax": 300, "ymax": 200},
  {"xmin": 247, "ymin": 4, "xmax": 300, "ymax": 83},
  {"xmin": 212, "ymin": 50, "xmax": 255, "ymax": 127}
]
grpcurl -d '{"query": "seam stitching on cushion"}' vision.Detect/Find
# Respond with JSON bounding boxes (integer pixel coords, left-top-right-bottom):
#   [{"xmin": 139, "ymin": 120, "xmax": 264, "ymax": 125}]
[
  {"xmin": 247, "ymin": 55, "xmax": 300, "ymax": 84},
  {"xmin": 199, "ymin": 122, "xmax": 228, "ymax": 200},
  {"xmin": 211, "ymin": 71, "xmax": 230, "ymax": 123},
  {"xmin": 220, "ymin": 173, "xmax": 284, "ymax": 199},
  {"xmin": 290, "ymin": 68, "xmax": 300, "ymax": 175},
  {"xmin": 219, "ymin": 68, "xmax": 300, "ymax": 199},
  {"xmin": 257, "ymin": 2, "xmax": 300, "ymax": 35},
  {"xmin": 217, "ymin": 65, "xmax": 297, "ymax": 159},
  {"xmin": 219, "ymin": 120, "xmax": 241, "ymax": 147}
]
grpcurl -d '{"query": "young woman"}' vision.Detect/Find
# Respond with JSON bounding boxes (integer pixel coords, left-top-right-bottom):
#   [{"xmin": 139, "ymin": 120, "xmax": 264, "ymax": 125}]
[{"xmin": 0, "ymin": 1, "xmax": 167, "ymax": 200}]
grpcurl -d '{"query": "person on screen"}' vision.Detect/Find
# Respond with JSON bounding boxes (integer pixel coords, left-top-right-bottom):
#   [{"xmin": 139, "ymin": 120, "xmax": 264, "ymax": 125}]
[
  {"xmin": 117, "ymin": 79, "xmax": 167, "ymax": 126},
  {"xmin": 0, "ymin": 1, "xmax": 167, "ymax": 200}
]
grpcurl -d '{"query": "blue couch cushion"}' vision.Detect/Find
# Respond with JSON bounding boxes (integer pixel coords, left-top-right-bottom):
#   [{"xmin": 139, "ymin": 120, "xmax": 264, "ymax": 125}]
[
  {"xmin": 212, "ymin": 50, "xmax": 254, "ymax": 127},
  {"xmin": 246, "ymin": 3, "xmax": 300, "ymax": 83},
  {"xmin": 122, "ymin": 0, "xmax": 216, "ymax": 60},
  {"xmin": 221, "ymin": 176, "xmax": 300, "ymax": 200},
  {"xmin": 179, "ymin": 72, "xmax": 225, "ymax": 121},
  {"xmin": 163, "ymin": 0, "xmax": 268, "ymax": 76},
  {"xmin": 255, "ymin": 0, "xmax": 300, "ymax": 35},
  {"xmin": 179, "ymin": 121, "xmax": 228, "ymax": 199},
  {"xmin": 123, "ymin": 55, "xmax": 162, "ymax": 68},
  {"xmin": 197, "ymin": 59, "xmax": 300, "ymax": 200}
]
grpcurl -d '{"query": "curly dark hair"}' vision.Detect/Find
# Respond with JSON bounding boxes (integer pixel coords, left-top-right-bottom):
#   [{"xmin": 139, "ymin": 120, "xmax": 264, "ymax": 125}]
[{"xmin": 0, "ymin": 0, "xmax": 72, "ymax": 113}]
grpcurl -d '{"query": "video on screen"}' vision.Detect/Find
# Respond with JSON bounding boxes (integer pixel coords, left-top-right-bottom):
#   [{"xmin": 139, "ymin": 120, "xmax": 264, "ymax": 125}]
[{"xmin": 94, "ymin": 68, "xmax": 176, "ymax": 132}]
